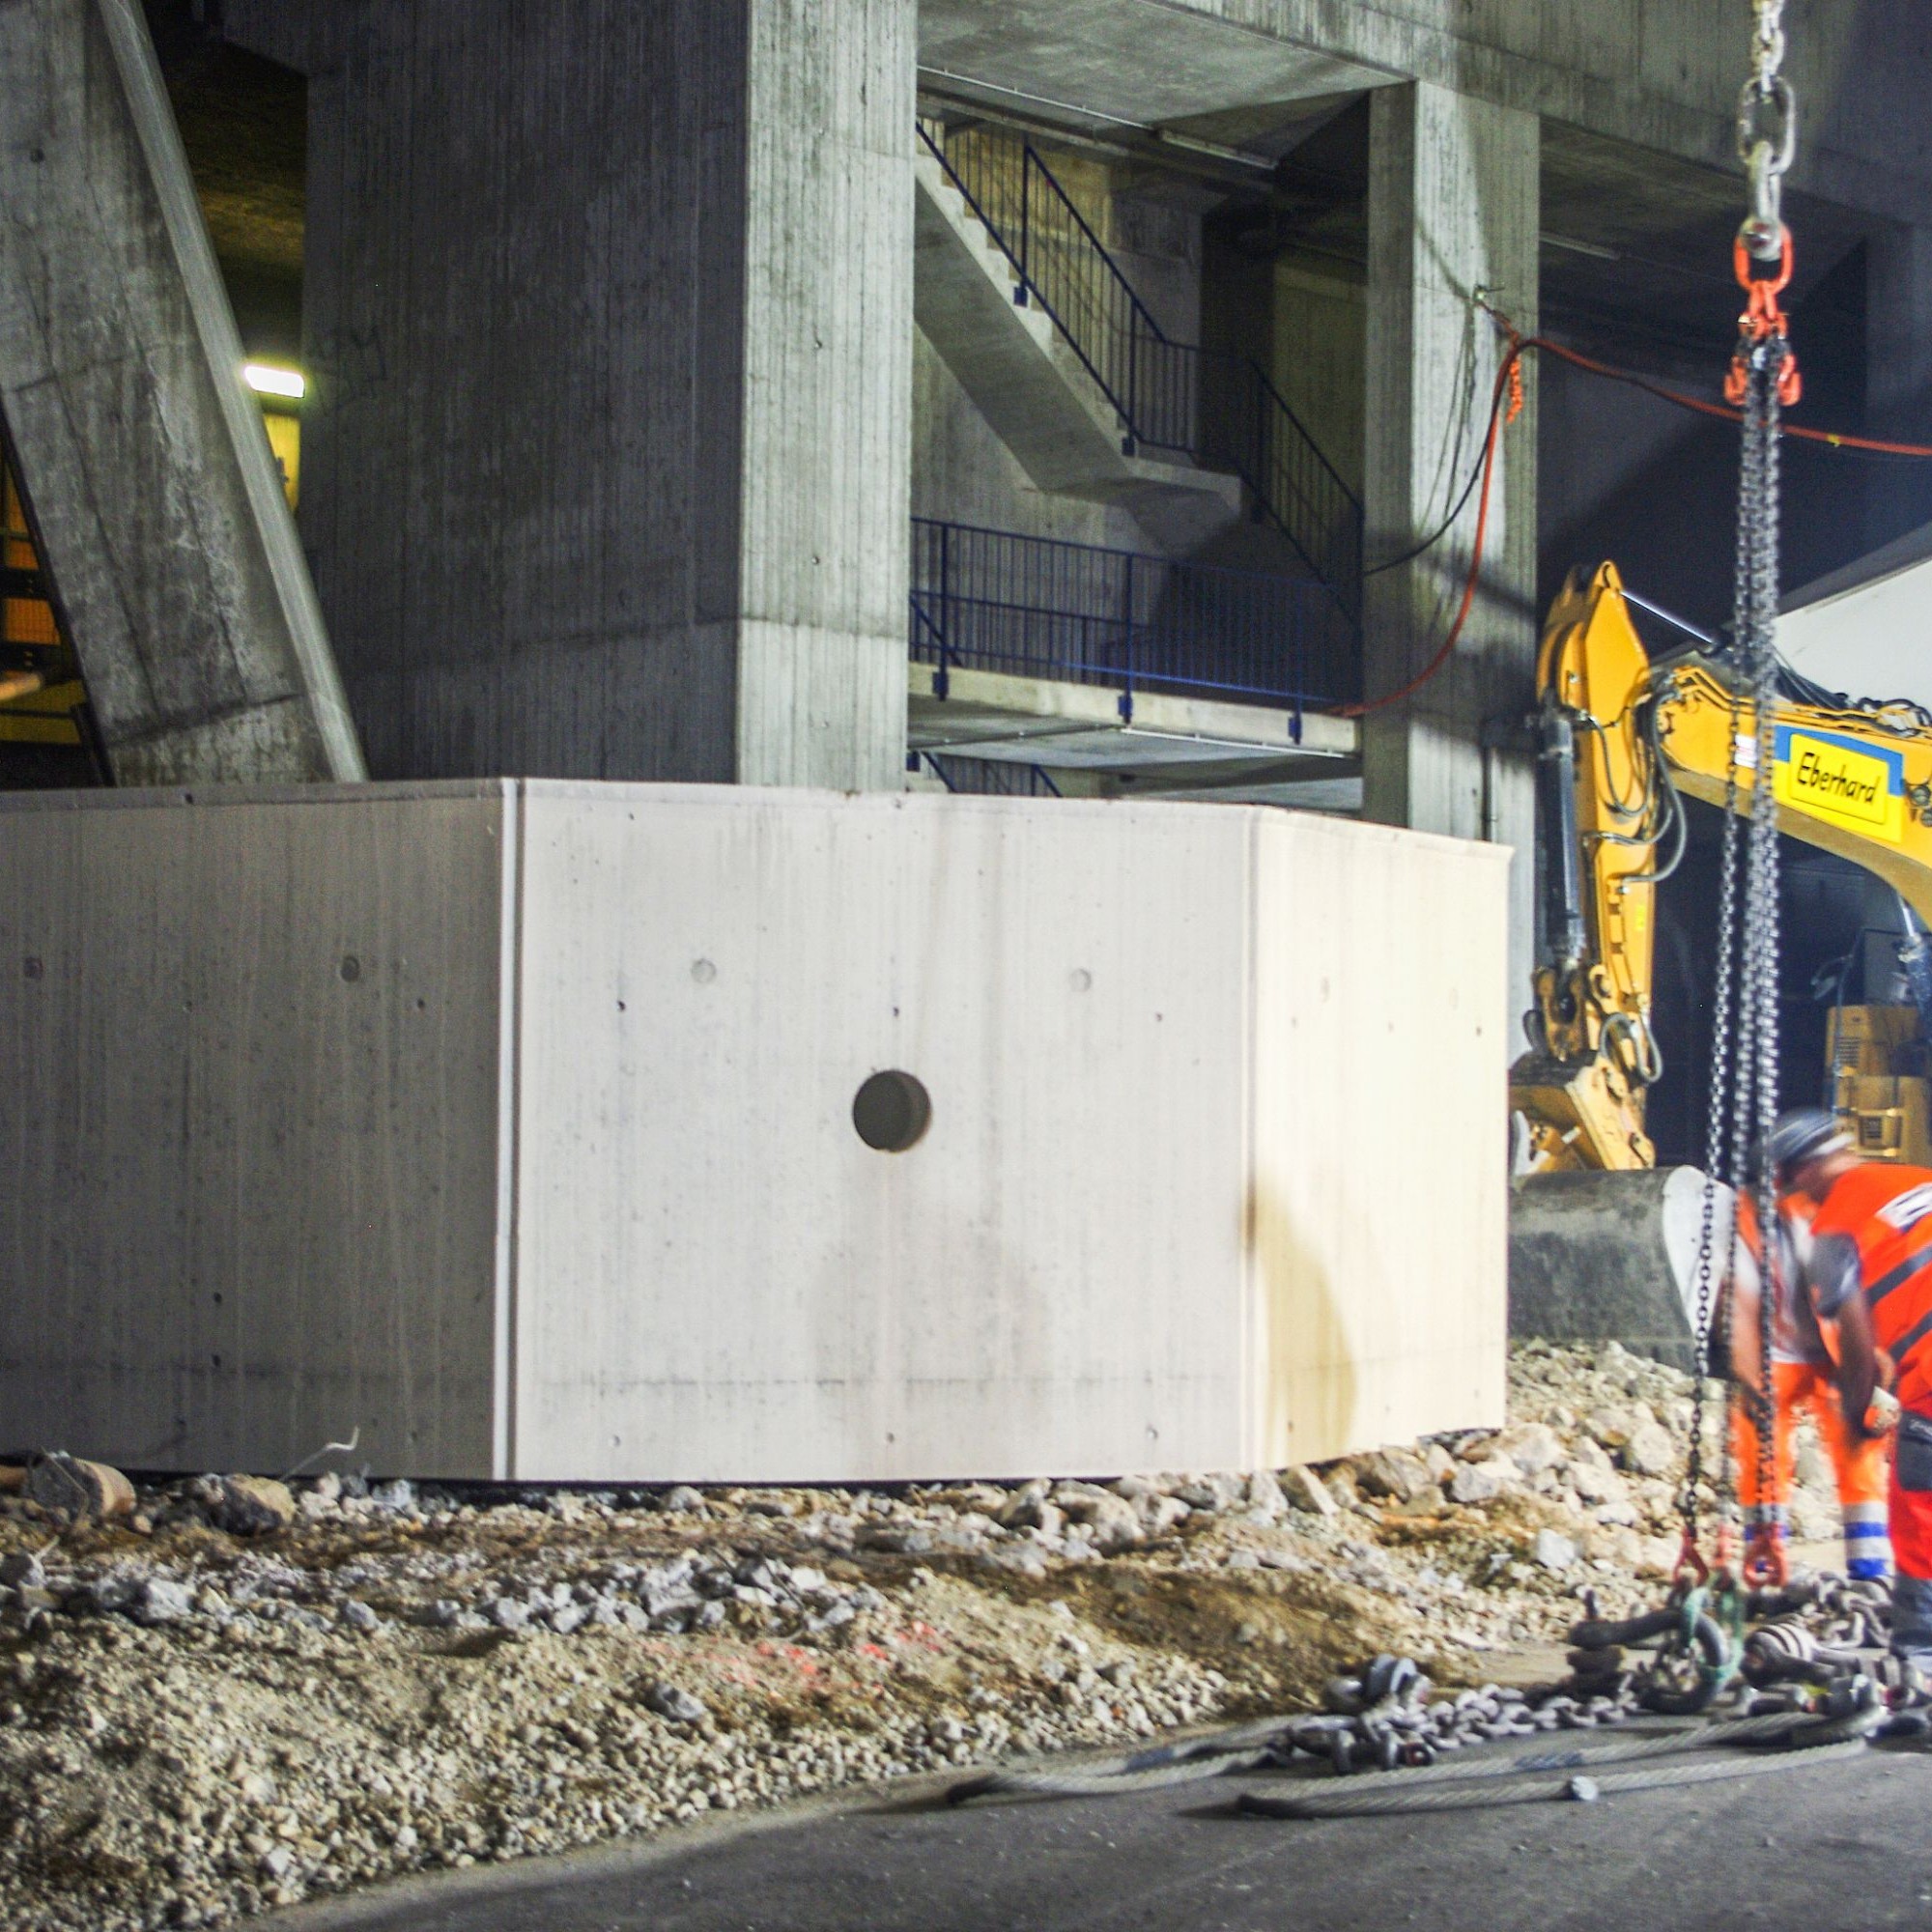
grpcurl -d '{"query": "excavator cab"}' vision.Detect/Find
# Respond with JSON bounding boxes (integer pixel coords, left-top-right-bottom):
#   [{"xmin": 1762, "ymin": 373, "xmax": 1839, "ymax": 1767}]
[{"xmin": 1825, "ymin": 999, "xmax": 1932, "ymax": 1162}]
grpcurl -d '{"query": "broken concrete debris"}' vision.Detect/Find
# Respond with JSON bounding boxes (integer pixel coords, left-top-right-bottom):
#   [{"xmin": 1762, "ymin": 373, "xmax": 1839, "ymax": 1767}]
[
  {"xmin": 192, "ymin": 1474, "xmax": 297, "ymax": 1537},
  {"xmin": 14, "ymin": 1452, "xmax": 134, "ymax": 1525},
  {"xmin": 0, "ymin": 1343, "xmax": 1847, "ymax": 1931},
  {"xmin": 643, "ymin": 1682, "xmax": 710, "ymax": 1725}
]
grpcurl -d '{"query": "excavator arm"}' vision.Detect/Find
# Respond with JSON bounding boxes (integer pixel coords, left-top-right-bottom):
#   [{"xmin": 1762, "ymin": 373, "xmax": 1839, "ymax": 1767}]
[
  {"xmin": 1512, "ymin": 561, "xmax": 1932, "ymax": 1174},
  {"xmin": 1513, "ymin": 565, "xmax": 1672, "ymax": 1171}
]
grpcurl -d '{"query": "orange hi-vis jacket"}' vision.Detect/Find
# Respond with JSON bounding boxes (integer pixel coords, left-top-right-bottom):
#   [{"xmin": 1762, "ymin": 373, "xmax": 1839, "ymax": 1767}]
[
  {"xmin": 1809, "ymin": 1162, "xmax": 1932, "ymax": 1413},
  {"xmin": 1732, "ymin": 1188, "xmax": 1833, "ymax": 1370}
]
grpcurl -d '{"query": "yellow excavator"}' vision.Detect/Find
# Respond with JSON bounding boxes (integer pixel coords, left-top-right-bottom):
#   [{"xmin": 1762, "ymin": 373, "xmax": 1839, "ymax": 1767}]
[{"xmin": 1512, "ymin": 560, "xmax": 1932, "ymax": 1178}]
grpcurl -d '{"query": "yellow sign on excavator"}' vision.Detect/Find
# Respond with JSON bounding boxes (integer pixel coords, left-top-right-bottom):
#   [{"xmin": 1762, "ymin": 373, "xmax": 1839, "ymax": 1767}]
[{"xmin": 1775, "ymin": 728, "xmax": 1904, "ymax": 842}]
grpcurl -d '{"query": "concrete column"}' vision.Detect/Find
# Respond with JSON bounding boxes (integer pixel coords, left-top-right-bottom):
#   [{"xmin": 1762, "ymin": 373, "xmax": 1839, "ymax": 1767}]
[
  {"xmin": 301, "ymin": 0, "xmax": 912, "ymax": 788},
  {"xmin": 1363, "ymin": 82, "xmax": 1539, "ymax": 1033},
  {"xmin": 0, "ymin": 0, "xmax": 362, "ymax": 784}
]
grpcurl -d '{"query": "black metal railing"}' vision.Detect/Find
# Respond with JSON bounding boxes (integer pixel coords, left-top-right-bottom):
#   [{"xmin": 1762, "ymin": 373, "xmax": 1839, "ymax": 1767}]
[
  {"xmin": 909, "ymin": 517, "xmax": 1359, "ymax": 717},
  {"xmin": 915, "ymin": 751, "xmax": 1063, "ymax": 797},
  {"xmin": 918, "ymin": 120, "xmax": 1363, "ymax": 624}
]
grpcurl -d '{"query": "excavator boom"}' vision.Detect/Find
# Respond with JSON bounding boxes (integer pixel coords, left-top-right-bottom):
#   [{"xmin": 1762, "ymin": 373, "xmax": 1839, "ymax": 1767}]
[{"xmin": 1512, "ymin": 561, "xmax": 1932, "ymax": 1174}]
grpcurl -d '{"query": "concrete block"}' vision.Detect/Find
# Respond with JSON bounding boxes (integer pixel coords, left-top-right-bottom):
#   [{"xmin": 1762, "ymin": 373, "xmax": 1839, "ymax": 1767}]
[{"xmin": 0, "ymin": 783, "xmax": 1509, "ymax": 1480}]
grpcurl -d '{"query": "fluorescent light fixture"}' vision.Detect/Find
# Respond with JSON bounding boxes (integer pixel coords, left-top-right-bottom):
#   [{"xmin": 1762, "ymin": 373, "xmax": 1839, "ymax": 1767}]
[
  {"xmin": 1540, "ymin": 231, "xmax": 1619, "ymax": 262},
  {"xmin": 242, "ymin": 362, "xmax": 305, "ymax": 400}
]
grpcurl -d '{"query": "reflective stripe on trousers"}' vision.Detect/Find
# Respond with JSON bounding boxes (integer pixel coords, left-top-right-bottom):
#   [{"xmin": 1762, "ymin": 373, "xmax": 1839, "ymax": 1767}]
[
  {"xmin": 1734, "ymin": 1363, "xmax": 1892, "ymax": 1577},
  {"xmin": 1844, "ymin": 1500, "xmax": 1893, "ymax": 1582}
]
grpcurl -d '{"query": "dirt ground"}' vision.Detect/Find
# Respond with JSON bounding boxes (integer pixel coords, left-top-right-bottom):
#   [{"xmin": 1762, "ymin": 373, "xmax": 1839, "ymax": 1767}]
[{"xmin": 0, "ymin": 1341, "xmax": 1841, "ymax": 1930}]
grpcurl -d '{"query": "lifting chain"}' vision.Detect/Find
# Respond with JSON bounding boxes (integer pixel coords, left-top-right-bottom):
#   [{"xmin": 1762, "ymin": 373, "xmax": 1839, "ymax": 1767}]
[
  {"xmin": 1738, "ymin": 0, "xmax": 1795, "ymax": 263},
  {"xmin": 1683, "ymin": 2, "xmax": 1799, "ymax": 1593},
  {"xmin": 1727, "ymin": 1, "xmax": 1801, "ymax": 409},
  {"xmin": 1681, "ymin": 725, "xmax": 1743, "ymax": 1585},
  {"xmin": 1737, "ymin": 327, "xmax": 1788, "ymax": 1589}
]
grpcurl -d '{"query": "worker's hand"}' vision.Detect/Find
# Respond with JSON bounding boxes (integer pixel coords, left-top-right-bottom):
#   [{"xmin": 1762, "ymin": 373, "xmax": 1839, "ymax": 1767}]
[{"xmin": 1866, "ymin": 1384, "xmax": 1902, "ymax": 1435}]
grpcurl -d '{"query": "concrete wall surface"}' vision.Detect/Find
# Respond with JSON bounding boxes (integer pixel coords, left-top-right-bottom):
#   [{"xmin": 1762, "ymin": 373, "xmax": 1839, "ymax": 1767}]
[
  {"xmin": 1250, "ymin": 810, "xmax": 1510, "ymax": 1463},
  {"xmin": 0, "ymin": 783, "xmax": 1509, "ymax": 1480},
  {"xmin": 0, "ymin": 784, "xmax": 504, "ymax": 1474},
  {"xmin": 300, "ymin": 0, "xmax": 911, "ymax": 790}
]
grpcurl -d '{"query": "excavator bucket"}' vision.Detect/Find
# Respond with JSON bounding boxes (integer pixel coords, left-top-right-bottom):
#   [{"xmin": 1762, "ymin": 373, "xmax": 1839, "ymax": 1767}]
[{"xmin": 1508, "ymin": 1166, "xmax": 1734, "ymax": 1373}]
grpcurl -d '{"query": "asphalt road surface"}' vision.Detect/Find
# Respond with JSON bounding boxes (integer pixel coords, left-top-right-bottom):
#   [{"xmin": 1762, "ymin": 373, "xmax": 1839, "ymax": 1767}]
[{"xmin": 290, "ymin": 1742, "xmax": 1932, "ymax": 1932}]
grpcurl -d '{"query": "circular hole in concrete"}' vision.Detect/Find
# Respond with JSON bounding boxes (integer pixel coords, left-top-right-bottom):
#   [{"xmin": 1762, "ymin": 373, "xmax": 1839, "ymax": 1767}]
[
  {"xmin": 852, "ymin": 1069, "xmax": 931, "ymax": 1152},
  {"xmin": 339, "ymin": 954, "xmax": 361, "ymax": 983}
]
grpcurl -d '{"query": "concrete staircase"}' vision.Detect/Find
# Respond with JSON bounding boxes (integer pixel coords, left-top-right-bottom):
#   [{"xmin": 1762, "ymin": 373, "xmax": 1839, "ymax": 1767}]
[{"xmin": 913, "ymin": 134, "xmax": 1244, "ymax": 555}]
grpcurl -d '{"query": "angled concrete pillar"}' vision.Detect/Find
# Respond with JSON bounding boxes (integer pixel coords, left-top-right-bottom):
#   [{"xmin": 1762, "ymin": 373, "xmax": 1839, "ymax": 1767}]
[
  {"xmin": 1363, "ymin": 82, "xmax": 1539, "ymax": 1033},
  {"xmin": 0, "ymin": 0, "xmax": 362, "ymax": 785},
  {"xmin": 301, "ymin": 0, "xmax": 913, "ymax": 788}
]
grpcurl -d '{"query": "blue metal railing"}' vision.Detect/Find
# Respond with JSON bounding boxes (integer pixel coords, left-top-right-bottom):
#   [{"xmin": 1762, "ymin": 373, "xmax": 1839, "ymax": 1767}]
[
  {"xmin": 908, "ymin": 517, "xmax": 1359, "ymax": 718},
  {"xmin": 918, "ymin": 120, "xmax": 1363, "ymax": 626}
]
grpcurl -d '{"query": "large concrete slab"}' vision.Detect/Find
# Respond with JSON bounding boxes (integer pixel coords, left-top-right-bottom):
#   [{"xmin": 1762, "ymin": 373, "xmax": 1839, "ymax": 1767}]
[
  {"xmin": 0, "ymin": 783, "xmax": 1508, "ymax": 1481},
  {"xmin": 0, "ymin": 0, "xmax": 361, "ymax": 784}
]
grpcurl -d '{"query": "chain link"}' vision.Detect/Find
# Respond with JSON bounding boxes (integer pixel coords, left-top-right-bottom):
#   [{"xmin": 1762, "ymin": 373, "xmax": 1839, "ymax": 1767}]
[
  {"xmin": 1737, "ymin": 3, "xmax": 1796, "ymax": 259},
  {"xmin": 1751, "ymin": 0, "xmax": 1786, "ymax": 90},
  {"xmin": 1682, "ymin": 714, "xmax": 1745, "ymax": 1548}
]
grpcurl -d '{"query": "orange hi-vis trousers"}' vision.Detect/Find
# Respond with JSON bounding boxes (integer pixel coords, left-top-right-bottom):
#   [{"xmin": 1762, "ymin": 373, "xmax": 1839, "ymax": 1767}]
[{"xmin": 1733, "ymin": 1361, "xmax": 1891, "ymax": 1580}]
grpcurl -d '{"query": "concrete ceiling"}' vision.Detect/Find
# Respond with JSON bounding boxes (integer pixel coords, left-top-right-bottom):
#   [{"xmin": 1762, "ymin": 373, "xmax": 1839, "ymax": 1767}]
[
  {"xmin": 148, "ymin": 13, "xmax": 302, "ymax": 279},
  {"xmin": 1206, "ymin": 109, "xmax": 1874, "ymax": 366},
  {"xmin": 1539, "ymin": 123, "xmax": 1871, "ymax": 359},
  {"xmin": 918, "ymin": 0, "xmax": 1387, "ymax": 133},
  {"xmin": 171, "ymin": 55, "xmax": 303, "ymax": 291},
  {"xmin": 920, "ymin": 0, "xmax": 1878, "ymax": 367}
]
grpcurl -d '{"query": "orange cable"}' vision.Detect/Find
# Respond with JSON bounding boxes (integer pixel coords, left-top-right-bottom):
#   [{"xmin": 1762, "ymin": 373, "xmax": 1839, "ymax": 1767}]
[
  {"xmin": 1528, "ymin": 331, "xmax": 1932, "ymax": 457},
  {"xmin": 1340, "ymin": 321, "xmax": 1932, "ymax": 718}
]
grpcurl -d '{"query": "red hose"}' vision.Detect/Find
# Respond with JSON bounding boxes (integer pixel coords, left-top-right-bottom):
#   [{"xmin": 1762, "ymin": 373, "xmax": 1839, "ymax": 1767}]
[
  {"xmin": 1533, "ymin": 332, "xmax": 1932, "ymax": 456},
  {"xmin": 1340, "ymin": 343, "xmax": 1520, "ymax": 719}
]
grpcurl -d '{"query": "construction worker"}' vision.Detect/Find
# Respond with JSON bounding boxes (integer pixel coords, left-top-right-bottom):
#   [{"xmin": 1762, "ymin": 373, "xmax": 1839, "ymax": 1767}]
[
  {"xmin": 1726, "ymin": 1122, "xmax": 1891, "ymax": 1585},
  {"xmin": 1772, "ymin": 1110, "xmax": 1932, "ymax": 1663}
]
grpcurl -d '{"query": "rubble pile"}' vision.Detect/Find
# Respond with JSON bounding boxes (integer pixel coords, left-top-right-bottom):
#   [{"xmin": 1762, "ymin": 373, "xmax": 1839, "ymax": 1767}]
[{"xmin": 0, "ymin": 1343, "xmax": 1843, "ymax": 1929}]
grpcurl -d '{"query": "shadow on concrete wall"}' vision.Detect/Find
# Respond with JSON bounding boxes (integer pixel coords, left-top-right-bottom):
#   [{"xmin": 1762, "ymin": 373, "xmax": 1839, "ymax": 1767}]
[{"xmin": 1247, "ymin": 1180, "xmax": 1356, "ymax": 1466}]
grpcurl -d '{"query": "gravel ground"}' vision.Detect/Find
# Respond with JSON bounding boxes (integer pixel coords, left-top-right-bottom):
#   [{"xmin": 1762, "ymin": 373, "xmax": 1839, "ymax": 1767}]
[{"xmin": 0, "ymin": 1342, "xmax": 1839, "ymax": 1930}]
